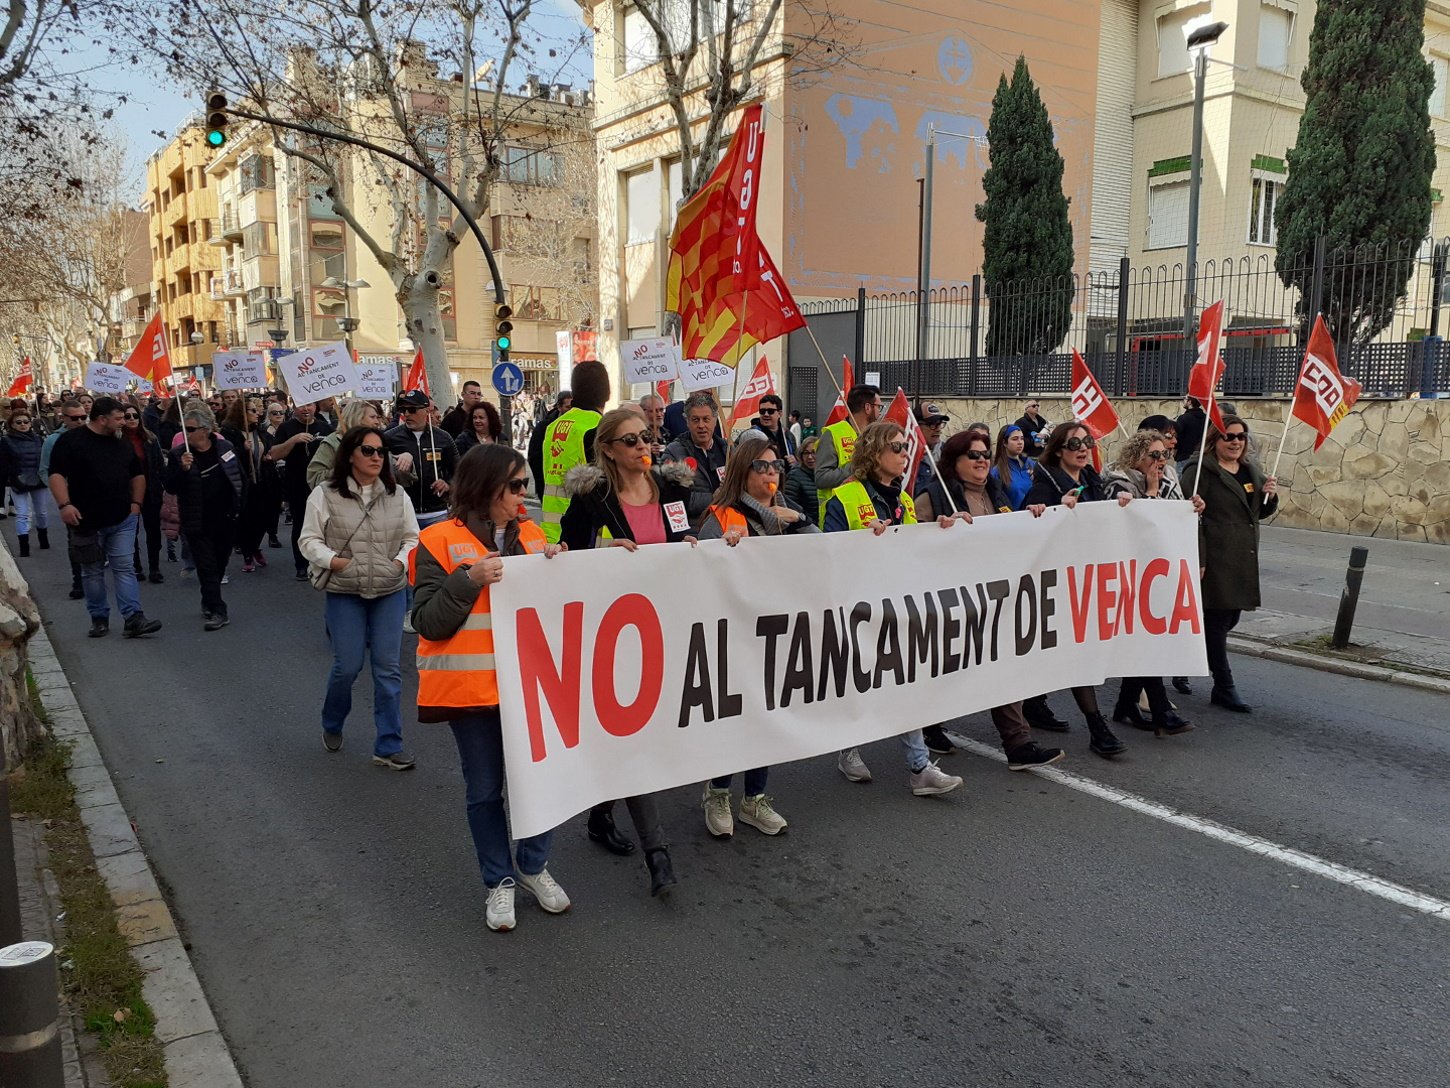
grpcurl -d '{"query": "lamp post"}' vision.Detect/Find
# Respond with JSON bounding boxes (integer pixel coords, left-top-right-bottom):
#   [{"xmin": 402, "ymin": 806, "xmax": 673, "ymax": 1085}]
[
  {"xmin": 1183, "ymin": 19, "xmax": 1230, "ymax": 350},
  {"xmin": 322, "ymin": 272, "xmax": 370, "ymax": 358}
]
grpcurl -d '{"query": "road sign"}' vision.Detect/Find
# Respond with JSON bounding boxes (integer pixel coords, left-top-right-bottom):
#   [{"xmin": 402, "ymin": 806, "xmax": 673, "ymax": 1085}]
[{"xmin": 492, "ymin": 360, "xmax": 525, "ymax": 397}]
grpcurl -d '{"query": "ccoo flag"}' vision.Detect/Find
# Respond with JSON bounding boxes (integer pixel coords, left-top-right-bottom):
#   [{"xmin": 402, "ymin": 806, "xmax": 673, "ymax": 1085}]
[
  {"xmin": 1069, "ymin": 350, "xmax": 1120, "ymax": 439},
  {"xmin": 5, "ymin": 355, "xmax": 33, "ymax": 397},
  {"xmin": 883, "ymin": 388, "xmax": 929, "ymax": 491},
  {"xmin": 1292, "ymin": 315, "xmax": 1361, "ymax": 450},
  {"xmin": 123, "ymin": 314, "xmax": 173, "ymax": 391},
  {"xmin": 824, "ymin": 356, "xmax": 855, "ymax": 427},
  {"xmin": 404, "ymin": 349, "xmax": 429, "ymax": 396},
  {"xmin": 727, "ymin": 356, "xmax": 776, "ymax": 431},
  {"xmin": 1188, "ymin": 301, "xmax": 1227, "ymax": 436}
]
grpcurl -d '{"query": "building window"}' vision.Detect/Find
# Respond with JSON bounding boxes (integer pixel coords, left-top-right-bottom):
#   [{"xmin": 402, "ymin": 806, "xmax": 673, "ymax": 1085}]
[
  {"xmin": 502, "ymin": 144, "xmax": 561, "ymax": 187},
  {"xmin": 1431, "ymin": 55, "xmax": 1449, "ymax": 118},
  {"xmin": 1146, "ymin": 180, "xmax": 1190, "ymax": 249},
  {"xmin": 239, "ymin": 154, "xmax": 275, "ymax": 194},
  {"xmin": 243, "ymin": 222, "xmax": 277, "ymax": 255},
  {"xmin": 1156, "ymin": 4, "xmax": 1209, "ymax": 78},
  {"xmin": 666, "ymin": 158, "xmax": 684, "ymax": 231},
  {"xmin": 1248, "ymin": 174, "xmax": 1282, "ymax": 245},
  {"xmin": 1258, "ymin": 3, "xmax": 1294, "ymax": 72},
  {"xmin": 624, "ymin": 166, "xmax": 660, "ymax": 246}
]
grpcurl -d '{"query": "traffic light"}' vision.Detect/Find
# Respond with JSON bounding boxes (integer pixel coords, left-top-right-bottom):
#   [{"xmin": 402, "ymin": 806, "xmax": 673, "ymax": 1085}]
[
  {"xmin": 494, "ymin": 302, "xmax": 513, "ymax": 355},
  {"xmin": 205, "ymin": 92, "xmax": 228, "ymax": 148}
]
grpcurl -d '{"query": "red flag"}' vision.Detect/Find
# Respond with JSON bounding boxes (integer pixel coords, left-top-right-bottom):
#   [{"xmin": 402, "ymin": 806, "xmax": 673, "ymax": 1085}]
[
  {"xmin": 1069, "ymin": 350, "xmax": 1120, "ymax": 440},
  {"xmin": 727, "ymin": 356, "xmax": 776, "ymax": 431},
  {"xmin": 655, "ymin": 379, "xmax": 672, "ymax": 404},
  {"xmin": 883, "ymin": 388, "xmax": 927, "ymax": 491},
  {"xmin": 5, "ymin": 356, "xmax": 33, "ymax": 397},
  {"xmin": 404, "ymin": 349, "xmax": 429, "ymax": 396},
  {"xmin": 1292, "ymin": 315, "xmax": 1361, "ymax": 450},
  {"xmin": 1189, "ymin": 301, "xmax": 1227, "ymax": 436},
  {"xmin": 824, "ymin": 356, "xmax": 855, "ymax": 427},
  {"xmin": 123, "ymin": 314, "xmax": 172, "ymax": 390},
  {"xmin": 665, "ymin": 103, "xmax": 806, "ymax": 366}
]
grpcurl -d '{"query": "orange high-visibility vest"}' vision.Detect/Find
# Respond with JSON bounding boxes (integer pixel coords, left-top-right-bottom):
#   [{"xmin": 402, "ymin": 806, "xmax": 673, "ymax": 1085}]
[
  {"xmin": 410, "ymin": 518, "xmax": 547, "ymax": 715},
  {"xmin": 707, "ymin": 504, "xmax": 750, "ymax": 537}
]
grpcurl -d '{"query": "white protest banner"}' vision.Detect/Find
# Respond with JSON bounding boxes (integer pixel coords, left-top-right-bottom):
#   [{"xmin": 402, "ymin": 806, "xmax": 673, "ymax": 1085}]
[
  {"xmin": 678, "ymin": 357, "xmax": 734, "ymax": 393},
  {"xmin": 491, "ymin": 501, "xmax": 1207, "ymax": 837},
  {"xmin": 211, "ymin": 351, "xmax": 268, "ymax": 390},
  {"xmin": 84, "ymin": 361, "xmax": 134, "ymax": 393},
  {"xmin": 274, "ymin": 339, "xmax": 360, "ymax": 403},
  {"xmin": 620, "ymin": 338, "xmax": 681, "ymax": 385},
  {"xmin": 356, "ymin": 356, "xmax": 400, "ymax": 398}
]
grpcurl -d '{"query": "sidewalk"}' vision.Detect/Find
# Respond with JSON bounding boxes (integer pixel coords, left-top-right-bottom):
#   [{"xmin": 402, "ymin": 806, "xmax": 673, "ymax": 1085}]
[{"xmin": 1235, "ymin": 525, "xmax": 1450, "ymax": 678}]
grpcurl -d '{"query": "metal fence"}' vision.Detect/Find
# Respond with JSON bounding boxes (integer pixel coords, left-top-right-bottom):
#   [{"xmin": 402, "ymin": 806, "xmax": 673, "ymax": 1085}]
[{"xmin": 787, "ymin": 236, "xmax": 1450, "ymax": 417}]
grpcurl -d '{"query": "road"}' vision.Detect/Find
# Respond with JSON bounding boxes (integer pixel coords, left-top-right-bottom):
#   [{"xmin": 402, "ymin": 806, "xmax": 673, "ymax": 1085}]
[{"xmin": 14, "ymin": 522, "xmax": 1450, "ymax": 1088}]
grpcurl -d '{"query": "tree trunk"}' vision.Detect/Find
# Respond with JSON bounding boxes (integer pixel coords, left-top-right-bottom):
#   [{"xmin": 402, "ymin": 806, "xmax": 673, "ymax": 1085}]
[
  {"xmin": 400, "ymin": 272, "xmax": 454, "ymax": 406},
  {"xmin": 0, "ymin": 544, "xmax": 43, "ymax": 769}
]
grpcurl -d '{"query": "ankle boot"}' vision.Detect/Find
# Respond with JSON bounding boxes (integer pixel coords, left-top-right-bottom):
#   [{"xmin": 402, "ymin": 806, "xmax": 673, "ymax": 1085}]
[
  {"xmin": 1112, "ymin": 684, "xmax": 1150, "ymax": 730},
  {"xmin": 36, "ymin": 527, "xmax": 49, "ymax": 550},
  {"xmin": 586, "ymin": 806, "xmax": 636, "ymax": 856},
  {"xmin": 1210, "ymin": 685, "xmax": 1252, "ymax": 713},
  {"xmin": 1086, "ymin": 713, "xmax": 1126, "ymax": 758},
  {"xmin": 17, "ymin": 533, "xmax": 30, "ymax": 557},
  {"xmin": 1146, "ymin": 684, "xmax": 1194, "ymax": 736},
  {"xmin": 1023, "ymin": 694, "xmax": 1071, "ymax": 732},
  {"xmin": 644, "ymin": 847, "xmax": 677, "ymax": 898}
]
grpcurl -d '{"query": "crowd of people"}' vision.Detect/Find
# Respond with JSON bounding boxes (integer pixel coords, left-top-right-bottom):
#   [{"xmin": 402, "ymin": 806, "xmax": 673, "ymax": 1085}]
[{"xmin": 1, "ymin": 374, "xmax": 1278, "ymax": 933}]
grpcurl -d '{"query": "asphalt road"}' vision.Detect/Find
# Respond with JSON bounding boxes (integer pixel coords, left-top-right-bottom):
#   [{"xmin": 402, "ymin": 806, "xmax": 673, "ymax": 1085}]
[{"xmin": 13, "ymin": 517, "xmax": 1450, "ymax": 1088}]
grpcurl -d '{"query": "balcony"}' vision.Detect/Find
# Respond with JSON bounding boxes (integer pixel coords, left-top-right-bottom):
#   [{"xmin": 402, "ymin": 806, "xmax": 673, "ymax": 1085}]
[
  {"xmin": 209, "ymin": 269, "xmax": 244, "ymax": 300},
  {"xmin": 247, "ymin": 300, "xmax": 282, "ymax": 325},
  {"xmin": 208, "ymin": 210, "xmax": 243, "ymax": 246}
]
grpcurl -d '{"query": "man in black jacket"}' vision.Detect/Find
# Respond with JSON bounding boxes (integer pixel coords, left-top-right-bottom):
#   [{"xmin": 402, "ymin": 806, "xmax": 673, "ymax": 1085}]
[
  {"xmin": 385, "ymin": 390, "xmax": 458, "ymax": 530},
  {"xmin": 1013, "ymin": 398, "xmax": 1051, "ymax": 458},
  {"xmin": 748, "ymin": 393, "xmax": 796, "ymax": 465}
]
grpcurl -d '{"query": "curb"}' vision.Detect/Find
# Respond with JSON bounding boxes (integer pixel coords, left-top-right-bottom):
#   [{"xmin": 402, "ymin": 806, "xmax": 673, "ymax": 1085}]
[{"xmin": 1228, "ymin": 635, "xmax": 1450, "ymax": 695}]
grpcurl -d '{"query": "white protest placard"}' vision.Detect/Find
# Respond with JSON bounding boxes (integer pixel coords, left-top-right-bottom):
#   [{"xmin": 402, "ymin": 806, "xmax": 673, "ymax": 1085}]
[
  {"xmin": 620, "ymin": 338, "xmax": 681, "ymax": 385},
  {"xmin": 84, "ymin": 361, "xmax": 134, "ymax": 393},
  {"xmin": 211, "ymin": 351, "xmax": 268, "ymax": 390},
  {"xmin": 678, "ymin": 357, "xmax": 735, "ymax": 393},
  {"xmin": 273, "ymin": 339, "xmax": 360, "ymax": 403},
  {"xmin": 356, "ymin": 356, "xmax": 400, "ymax": 398},
  {"xmin": 490, "ymin": 500, "xmax": 1207, "ymax": 837}
]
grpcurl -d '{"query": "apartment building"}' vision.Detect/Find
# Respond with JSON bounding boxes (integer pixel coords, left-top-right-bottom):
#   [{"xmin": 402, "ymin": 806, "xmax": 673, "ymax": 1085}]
[
  {"xmin": 205, "ymin": 122, "xmax": 285, "ymax": 354},
  {"xmin": 143, "ymin": 126, "xmax": 227, "ymax": 372},
  {"xmin": 109, "ymin": 208, "xmax": 154, "ymax": 360}
]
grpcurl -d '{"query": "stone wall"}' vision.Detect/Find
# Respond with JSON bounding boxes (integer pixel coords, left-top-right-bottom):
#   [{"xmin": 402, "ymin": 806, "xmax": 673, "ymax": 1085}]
[
  {"xmin": 932, "ymin": 396, "xmax": 1450, "ymax": 544},
  {"xmin": 1, "ymin": 539, "xmax": 43, "ymax": 767}
]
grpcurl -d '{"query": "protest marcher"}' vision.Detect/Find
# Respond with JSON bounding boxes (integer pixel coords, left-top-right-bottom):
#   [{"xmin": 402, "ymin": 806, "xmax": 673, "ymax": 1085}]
[
  {"xmin": 661, "ymin": 391, "xmax": 730, "ymax": 520},
  {"xmin": 440, "ymin": 379, "xmax": 484, "ymax": 437},
  {"xmin": 0, "ymin": 409, "xmax": 48, "ymax": 556},
  {"xmin": 1102, "ymin": 430, "xmax": 1200, "ymax": 737},
  {"xmin": 313, "ymin": 396, "xmax": 339, "ymax": 431},
  {"xmin": 410, "ymin": 443, "xmax": 570, "ymax": 930},
  {"xmin": 385, "ymin": 390, "xmax": 458, "ymax": 535},
  {"xmin": 781, "ymin": 435, "xmax": 820, "ymax": 526},
  {"xmin": 638, "ymin": 393, "xmax": 672, "ymax": 458},
  {"xmin": 822, "ymin": 421, "xmax": 965, "ymax": 796},
  {"xmin": 528, "ymin": 389, "xmax": 572, "ymax": 500},
  {"xmin": 1140, "ymin": 414, "xmax": 1191, "ymax": 694},
  {"xmin": 42, "ymin": 403, "xmax": 89, "ymax": 597},
  {"xmin": 1013, "ymin": 398, "xmax": 1051, "ymax": 457},
  {"xmin": 1175, "ymin": 397, "xmax": 1209, "ymax": 467},
  {"xmin": 307, "ymin": 400, "xmax": 390, "ymax": 491},
  {"xmin": 1184, "ymin": 415, "xmax": 1278, "ymax": 713},
  {"xmin": 267, "ymin": 400, "xmax": 333, "ymax": 579},
  {"xmin": 990, "ymin": 424, "xmax": 1036, "ymax": 510},
  {"xmin": 910, "ymin": 402, "xmax": 949, "ymax": 498},
  {"xmin": 558, "ymin": 407, "xmax": 694, "ymax": 895},
  {"xmin": 1023, "ymin": 422, "xmax": 1132, "ymax": 757},
  {"xmin": 256, "ymin": 401, "xmax": 287, "ymax": 550},
  {"xmin": 813, "ymin": 384, "xmax": 881, "ymax": 525},
  {"xmin": 916, "ymin": 428, "xmax": 1017, "ymax": 522},
  {"xmin": 540, "ymin": 361, "xmax": 610, "ymax": 543},
  {"xmin": 453, "ymin": 401, "xmax": 503, "ymax": 453},
  {"xmin": 163, "ymin": 403, "xmax": 242, "ymax": 631},
  {"xmin": 788, "ymin": 408, "xmax": 803, "ymax": 449},
  {"xmin": 220, "ymin": 398, "xmax": 272, "ymax": 573},
  {"xmin": 300, "ymin": 425, "xmax": 420, "ymax": 767},
  {"xmin": 698, "ymin": 434, "xmax": 819, "ymax": 838},
  {"xmin": 120, "ymin": 402, "xmax": 165, "ymax": 582},
  {"xmin": 47, "ymin": 396, "xmax": 162, "ymax": 638},
  {"xmin": 749, "ymin": 392, "xmax": 797, "ymax": 465}
]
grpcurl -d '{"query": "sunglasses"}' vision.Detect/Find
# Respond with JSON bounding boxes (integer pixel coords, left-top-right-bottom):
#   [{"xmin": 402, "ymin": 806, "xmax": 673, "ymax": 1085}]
[
  {"xmin": 749, "ymin": 459, "xmax": 781, "ymax": 474},
  {"xmin": 757, "ymin": 407, "xmax": 778, "ymax": 415},
  {"xmin": 1064, "ymin": 436, "xmax": 1097, "ymax": 451},
  {"xmin": 122, "ymin": 413, "xmax": 139, "ymax": 420},
  {"xmin": 184, "ymin": 425, "xmax": 207, "ymax": 433},
  {"xmin": 65, "ymin": 414, "xmax": 85, "ymax": 421},
  {"xmin": 1221, "ymin": 432, "xmax": 1248, "ymax": 442},
  {"xmin": 357, "ymin": 444, "xmax": 385, "ymax": 457},
  {"xmin": 605, "ymin": 432, "xmax": 648, "ymax": 447},
  {"xmin": 12, "ymin": 417, "xmax": 32, "ymax": 425},
  {"xmin": 886, "ymin": 441, "xmax": 909, "ymax": 454},
  {"xmin": 961, "ymin": 449, "xmax": 990, "ymax": 462},
  {"xmin": 1146, "ymin": 450, "xmax": 1168, "ymax": 461},
  {"xmin": 506, "ymin": 478, "xmax": 528, "ymax": 494}
]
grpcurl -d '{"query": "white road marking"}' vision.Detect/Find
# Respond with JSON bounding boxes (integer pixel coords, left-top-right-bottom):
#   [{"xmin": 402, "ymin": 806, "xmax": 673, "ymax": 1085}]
[{"xmin": 953, "ymin": 738, "xmax": 1450, "ymax": 920}]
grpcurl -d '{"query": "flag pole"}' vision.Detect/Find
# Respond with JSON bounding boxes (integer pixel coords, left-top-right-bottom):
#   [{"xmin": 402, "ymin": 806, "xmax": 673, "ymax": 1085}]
[
  {"xmin": 1190, "ymin": 390, "xmax": 1214, "ymax": 499},
  {"xmin": 1271, "ymin": 408, "xmax": 1293, "ymax": 479},
  {"xmin": 922, "ymin": 443, "xmax": 959, "ymax": 516}
]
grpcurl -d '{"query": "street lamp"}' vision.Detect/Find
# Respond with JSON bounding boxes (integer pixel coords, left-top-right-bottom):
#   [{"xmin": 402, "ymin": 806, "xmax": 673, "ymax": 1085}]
[
  {"xmin": 321, "ymin": 274, "xmax": 371, "ymax": 357},
  {"xmin": 1183, "ymin": 19, "xmax": 1230, "ymax": 350}
]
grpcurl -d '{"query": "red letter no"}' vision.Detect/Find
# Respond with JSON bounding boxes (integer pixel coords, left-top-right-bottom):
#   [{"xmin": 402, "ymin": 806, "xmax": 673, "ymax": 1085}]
[{"xmin": 593, "ymin": 594, "xmax": 665, "ymax": 737}]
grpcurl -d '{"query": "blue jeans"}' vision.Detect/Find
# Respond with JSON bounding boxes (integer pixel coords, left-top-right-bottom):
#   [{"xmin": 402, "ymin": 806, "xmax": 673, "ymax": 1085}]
[
  {"xmin": 900, "ymin": 729, "xmax": 930, "ymax": 773},
  {"xmin": 79, "ymin": 515, "xmax": 142, "ymax": 622},
  {"xmin": 449, "ymin": 710, "xmax": 552, "ymax": 888},
  {"xmin": 712, "ymin": 767, "xmax": 769, "ymax": 794},
  {"xmin": 12, "ymin": 489, "xmax": 47, "ymax": 534},
  {"xmin": 321, "ymin": 589, "xmax": 406, "ymax": 756}
]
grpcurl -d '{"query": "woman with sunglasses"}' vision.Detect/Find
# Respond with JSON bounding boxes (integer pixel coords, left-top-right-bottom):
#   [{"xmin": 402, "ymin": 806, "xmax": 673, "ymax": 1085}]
[
  {"xmin": 824, "ymin": 421, "xmax": 965, "ymax": 796},
  {"xmin": 260, "ymin": 402, "xmax": 288, "ymax": 549},
  {"xmin": 0, "ymin": 409, "xmax": 48, "ymax": 557},
  {"xmin": 163, "ymin": 403, "xmax": 244, "ymax": 631},
  {"xmin": 1021, "ymin": 422, "xmax": 1133, "ymax": 758},
  {"xmin": 219, "ymin": 397, "xmax": 272, "ymax": 573},
  {"xmin": 1183, "ymin": 415, "xmax": 1278, "ymax": 713},
  {"xmin": 300, "ymin": 426, "xmax": 419, "ymax": 767},
  {"xmin": 558, "ymin": 407, "xmax": 697, "ymax": 896},
  {"xmin": 916, "ymin": 428, "xmax": 1024, "ymax": 522},
  {"xmin": 411, "ymin": 444, "xmax": 569, "ymax": 931},
  {"xmin": 696, "ymin": 434, "xmax": 818, "ymax": 839},
  {"xmin": 120, "ymin": 401, "xmax": 166, "ymax": 583}
]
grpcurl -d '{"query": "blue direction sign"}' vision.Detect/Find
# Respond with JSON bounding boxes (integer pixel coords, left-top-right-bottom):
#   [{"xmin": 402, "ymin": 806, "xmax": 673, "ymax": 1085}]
[{"xmin": 492, "ymin": 360, "xmax": 525, "ymax": 397}]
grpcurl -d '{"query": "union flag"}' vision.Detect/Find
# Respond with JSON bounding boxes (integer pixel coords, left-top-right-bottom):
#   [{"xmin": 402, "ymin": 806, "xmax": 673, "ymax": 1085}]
[
  {"xmin": 727, "ymin": 356, "xmax": 776, "ymax": 431},
  {"xmin": 123, "ymin": 314, "xmax": 172, "ymax": 391},
  {"xmin": 824, "ymin": 356, "xmax": 854, "ymax": 427},
  {"xmin": 1188, "ymin": 301, "xmax": 1227, "ymax": 436},
  {"xmin": 1292, "ymin": 315, "xmax": 1361, "ymax": 450},
  {"xmin": 5, "ymin": 355, "xmax": 33, "ymax": 397},
  {"xmin": 1069, "ymin": 350, "xmax": 1120, "ymax": 440},
  {"xmin": 883, "ymin": 387, "xmax": 928, "ymax": 491},
  {"xmin": 404, "ymin": 349, "xmax": 429, "ymax": 396}
]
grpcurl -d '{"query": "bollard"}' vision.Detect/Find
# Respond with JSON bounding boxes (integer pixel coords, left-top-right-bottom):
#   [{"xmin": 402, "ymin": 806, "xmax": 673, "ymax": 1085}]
[
  {"xmin": 0, "ymin": 940, "xmax": 65, "ymax": 1088},
  {"xmin": 1331, "ymin": 545, "xmax": 1370, "ymax": 650}
]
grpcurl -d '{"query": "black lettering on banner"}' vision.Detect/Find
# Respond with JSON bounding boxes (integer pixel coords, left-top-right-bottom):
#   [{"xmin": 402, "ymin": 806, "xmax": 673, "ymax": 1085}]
[
  {"xmin": 755, "ymin": 614, "xmax": 790, "ymax": 712},
  {"xmin": 818, "ymin": 607, "xmax": 851, "ymax": 701},
  {"xmin": 1014, "ymin": 574, "xmax": 1038, "ymax": 657},
  {"xmin": 716, "ymin": 618, "xmax": 742, "ymax": 719},
  {"xmin": 985, "ymin": 579, "xmax": 1011, "ymax": 662},
  {"xmin": 1039, "ymin": 568, "xmax": 1058, "ymax": 650},
  {"xmin": 678, "ymin": 622, "xmax": 713, "ymax": 727},
  {"xmin": 848, "ymin": 600, "xmax": 873, "ymax": 694},
  {"xmin": 903, "ymin": 593, "xmax": 940, "ymax": 681},
  {"xmin": 873, "ymin": 598, "xmax": 904, "ymax": 689},
  {"xmin": 938, "ymin": 587, "xmax": 962, "ymax": 674},
  {"xmin": 781, "ymin": 611, "xmax": 815, "ymax": 707},
  {"xmin": 960, "ymin": 584, "xmax": 987, "ymax": 668}
]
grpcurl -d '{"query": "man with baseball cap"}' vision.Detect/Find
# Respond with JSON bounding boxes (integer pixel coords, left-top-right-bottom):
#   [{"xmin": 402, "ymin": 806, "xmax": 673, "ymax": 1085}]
[
  {"xmin": 385, "ymin": 390, "xmax": 458, "ymax": 531},
  {"xmin": 911, "ymin": 401, "xmax": 949, "ymax": 499}
]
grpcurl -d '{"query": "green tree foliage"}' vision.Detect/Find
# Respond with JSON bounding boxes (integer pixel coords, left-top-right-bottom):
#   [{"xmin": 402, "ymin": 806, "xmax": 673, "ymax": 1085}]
[
  {"xmin": 1275, "ymin": 0, "xmax": 1435, "ymax": 346},
  {"xmin": 975, "ymin": 55, "xmax": 1075, "ymax": 356}
]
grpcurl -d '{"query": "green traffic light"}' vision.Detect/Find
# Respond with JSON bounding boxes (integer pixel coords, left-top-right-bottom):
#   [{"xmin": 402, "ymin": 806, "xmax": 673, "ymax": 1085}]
[
  {"xmin": 496, "ymin": 335, "xmax": 511, "ymax": 351},
  {"xmin": 207, "ymin": 130, "xmax": 226, "ymax": 147}
]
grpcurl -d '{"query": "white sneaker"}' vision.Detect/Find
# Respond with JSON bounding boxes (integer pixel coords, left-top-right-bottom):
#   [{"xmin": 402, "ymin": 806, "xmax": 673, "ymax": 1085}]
[
  {"xmin": 702, "ymin": 785, "xmax": 734, "ymax": 837},
  {"xmin": 838, "ymin": 748, "xmax": 872, "ymax": 783},
  {"xmin": 486, "ymin": 877, "xmax": 516, "ymax": 932},
  {"xmin": 402, "ymin": 616, "xmax": 415, "ymax": 634},
  {"xmin": 910, "ymin": 761, "xmax": 963, "ymax": 797},
  {"xmin": 738, "ymin": 794, "xmax": 787, "ymax": 835},
  {"xmin": 517, "ymin": 868, "xmax": 571, "ymax": 914}
]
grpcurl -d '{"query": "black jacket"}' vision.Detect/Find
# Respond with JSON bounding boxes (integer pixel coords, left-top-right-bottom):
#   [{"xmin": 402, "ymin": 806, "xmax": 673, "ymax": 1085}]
[
  {"xmin": 163, "ymin": 437, "xmax": 244, "ymax": 533},
  {"xmin": 922, "ymin": 473, "xmax": 1014, "ymax": 517},
  {"xmin": 383, "ymin": 423, "xmax": 457, "ymax": 516},
  {"xmin": 559, "ymin": 462, "xmax": 698, "ymax": 549},
  {"xmin": 1014, "ymin": 413, "xmax": 1051, "ymax": 457},
  {"xmin": 1176, "ymin": 406, "xmax": 1208, "ymax": 464},
  {"xmin": 1185, "ymin": 453, "xmax": 1278, "ymax": 611},
  {"xmin": 1025, "ymin": 464, "xmax": 1108, "ymax": 507},
  {"xmin": 0, "ymin": 431, "xmax": 45, "ymax": 491}
]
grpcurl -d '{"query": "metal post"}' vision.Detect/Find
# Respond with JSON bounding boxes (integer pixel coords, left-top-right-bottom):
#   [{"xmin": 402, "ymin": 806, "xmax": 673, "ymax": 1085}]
[
  {"xmin": 915, "ymin": 130, "xmax": 935, "ymax": 406},
  {"xmin": 1331, "ymin": 545, "xmax": 1370, "ymax": 650},
  {"xmin": 854, "ymin": 285, "xmax": 867, "ymax": 373},
  {"xmin": 1115, "ymin": 256, "xmax": 1131, "ymax": 396},
  {"xmin": 1429, "ymin": 242, "xmax": 1446, "ymax": 338},
  {"xmin": 0, "ymin": 940, "xmax": 65, "ymax": 1087},
  {"xmin": 0, "ymin": 740, "xmax": 20, "ymax": 946},
  {"xmin": 1183, "ymin": 45, "xmax": 1209, "ymax": 350},
  {"xmin": 969, "ymin": 274, "xmax": 982, "ymax": 395}
]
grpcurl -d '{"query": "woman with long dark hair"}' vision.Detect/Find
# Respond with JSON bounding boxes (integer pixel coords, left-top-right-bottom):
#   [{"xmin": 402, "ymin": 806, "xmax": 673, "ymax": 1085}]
[
  {"xmin": 221, "ymin": 397, "xmax": 273, "ymax": 573},
  {"xmin": 411, "ymin": 444, "xmax": 570, "ymax": 931},
  {"xmin": 120, "ymin": 400, "xmax": 166, "ymax": 582},
  {"xmin": 454, "ymin": 401, "xmax": 503, "ymax": 452},
  {"xmin": 989, "ymin": 424, "xmax": 1036, "ymax": 510}
]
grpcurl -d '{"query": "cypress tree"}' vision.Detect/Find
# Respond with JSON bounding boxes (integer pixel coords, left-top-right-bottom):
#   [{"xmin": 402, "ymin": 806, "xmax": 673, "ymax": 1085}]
[
  {"xmin": 975, "ymin": 55, "xmax": 1075, "ymax": 356},
  {"xmin": 1275, "ymin": 0, "xmax": 1435, "ymax": 345}
]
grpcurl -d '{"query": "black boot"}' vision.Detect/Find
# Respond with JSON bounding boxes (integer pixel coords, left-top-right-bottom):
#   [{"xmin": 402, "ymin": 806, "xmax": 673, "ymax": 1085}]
[
  {"xmin": 36, "ymin": 527, "xmax": 49, "ymax": 550},
  {"xmin": 586, "ymin": 806, "xmax": 636, "ymax": 856},
  {"xmin": 1023, "ymin": 694, "xmax": 1071, "ymax": 732},
  {"xmin": 1112, "ymin": 681, "xmax": 1151, "ymax": 730},
  {"xmin": 17, "ymin": 533, "xmax": 29, "ymax": 557},
  {"xmin": 1211, "ymin": 685, "xmax": 1252, "ymax": 713},
  {"xmin": 645, "ymin": 847, "xmax": 677, "ymax": 898},
  {"xmin": 1172, "ymin": 676, "xmax": 1192, "ymax": 695},
  {"xmin": 1086, "ymin": 713, "xmax": 1126, "ymax": 758},
  {"xmin": 1146, "ymin": 683, "xmax": 1195, "ymax": 736}
]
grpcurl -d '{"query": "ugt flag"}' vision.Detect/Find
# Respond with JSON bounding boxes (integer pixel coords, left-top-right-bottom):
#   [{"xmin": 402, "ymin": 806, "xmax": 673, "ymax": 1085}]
[
  {"xmin": 824, "ymin": 356, "xmax": 854, "ymax": 427},
  {"xmin": 883, "ymin": 388, "xmax": 928, "ymax": 494},
  {"xmin": 404, "ymin": 349, "xmax": 429, "ymax": 396},
  {"xmin": 1292, "ymin": 315, "xmax": 1361, "ymax": 450}
]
